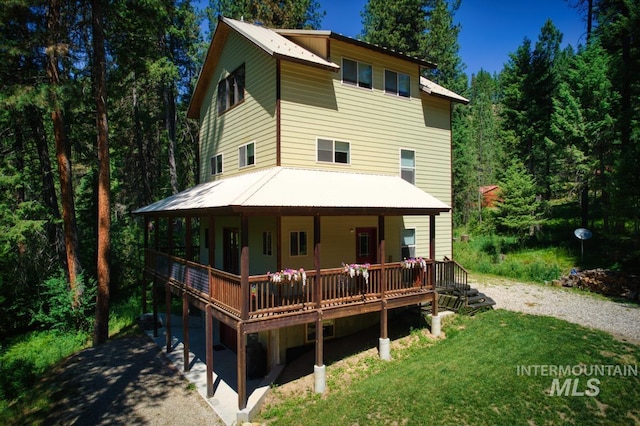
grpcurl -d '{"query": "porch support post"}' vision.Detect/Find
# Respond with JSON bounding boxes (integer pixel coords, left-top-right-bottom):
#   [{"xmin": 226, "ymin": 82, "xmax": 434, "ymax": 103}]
[
  {"xmin": 168, "ymin": 218, "xmax": 174, "ymax": 255},
  {"xmin": 314, "ymin": 312, "xmax": 325, "ymax": 393},
  {"xmin": 182, "ymin": 291, "xmax": 190, "ymax": 372},
  {"xmin": 205, "ymin": 304, "xmax": 214, "ymax": 398},
  {"xmin": 430, "ymin": 214, "xmax": 438, "ymax": 316},
  {"xmin": 154, "ymin": 216, "xmax": 159, "ymax": 251},
  {"xmin": 185, "ymin": 216, "xmax": 193, "ymax": 261},
  {"xmin": 313, "ymin": 215, "xmax": 325, "ymax": 393},
  {"xmin": 378, "ymin": 215, "xmax": 390, "ymax": 360},
  {"xmin": 314, "ymin": 215, "xmax": 321, "ymax": 308},
  {"xmin": 208, "ymin": 214, "xmax": 215, "ymax": 267},
  {"xmin": 276, "ymin": 216, "xmax": 282, "ymax": 270},
  {"xmin": 237, "ymin": 322, "xmax": 247, "ymax": 410},
  {"xmin": 152, "ymin": 277, "xmax": 159, "ymax": 338},
  {"xmin": 165, "ymin": 283, "xmax": 172, "ymax": 352},
  {"xmin": 240, "ymin": 215, "xmax": 249, "ymax": 321},
  {"xmin": 142, "ymin": 217, "xmax": 149, "ymax": 313}
]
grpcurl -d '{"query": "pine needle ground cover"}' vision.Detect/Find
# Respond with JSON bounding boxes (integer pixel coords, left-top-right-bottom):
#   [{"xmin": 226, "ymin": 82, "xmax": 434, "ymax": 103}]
[{"xmin": 259, "ymin": 310, "xmax": 640, "ymax": 425}]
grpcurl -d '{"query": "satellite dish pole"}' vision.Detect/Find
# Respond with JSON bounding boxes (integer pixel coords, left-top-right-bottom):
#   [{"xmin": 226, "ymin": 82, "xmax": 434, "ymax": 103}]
[{"xmin": 573, "ymin": 228, "xmax": 592, "ymax": 263}]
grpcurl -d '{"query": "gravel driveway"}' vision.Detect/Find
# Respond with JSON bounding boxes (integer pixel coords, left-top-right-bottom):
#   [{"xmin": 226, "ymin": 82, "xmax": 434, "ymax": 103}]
[{"xmin": 472, "ymin": 277, "xmax": 640, "ymax": 343}]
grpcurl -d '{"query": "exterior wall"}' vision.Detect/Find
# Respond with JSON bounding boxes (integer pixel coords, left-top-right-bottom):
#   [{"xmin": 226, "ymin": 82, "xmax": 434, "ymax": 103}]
[
  {"xmin": 198, "ymin": 31, "xmax": 278, "ymax": 182},
  {"xmin": 279, "ymin": 39, "xmax": 453, "ymax": 258}
]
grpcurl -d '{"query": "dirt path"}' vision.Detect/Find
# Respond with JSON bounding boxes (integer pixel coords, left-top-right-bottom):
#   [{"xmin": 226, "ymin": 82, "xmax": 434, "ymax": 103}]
[{"xmin": 40, "ymin": 330, "xmax": 223, "ymax": 425}]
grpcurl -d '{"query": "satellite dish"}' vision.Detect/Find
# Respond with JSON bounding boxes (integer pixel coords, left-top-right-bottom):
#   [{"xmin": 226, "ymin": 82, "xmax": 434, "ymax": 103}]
[
  {"xmin": 574, "ymin": 228, "xmax": 592, "ymax": 240},
  {"xmin": 574, "ymin": 228, "xmax": 592, "ymax": 263}
]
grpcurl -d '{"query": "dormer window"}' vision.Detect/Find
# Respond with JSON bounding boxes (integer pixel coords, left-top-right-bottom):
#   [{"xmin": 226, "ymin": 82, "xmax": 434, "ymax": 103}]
[
  {"xmin": 342, "ymin": 58, "xmax": 372, "ymax": 89},
  {"xmin": 385, "ymin": 70, "xmax": 410, "ymax": 97},
  {"xmin": 217, "ymin": 64, "xmax": 245, "ymax": 115}
]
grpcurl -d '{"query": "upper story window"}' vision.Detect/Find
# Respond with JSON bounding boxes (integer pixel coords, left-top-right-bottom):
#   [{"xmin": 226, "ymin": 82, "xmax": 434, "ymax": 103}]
[
  {"xmin": 342, "ymin": 58, "xmax": 372, "ymax": 89},
  {"xmin": 400, "ymin": 149, "xmax": 415, "ymax": 184},
  {"xmin": 385, "ymin": 70, "xmax": 410, "ymax": 97},
  {"xmin": 217, "ymin": 64, "xmax": 245, "ymax": 115},
  {"xmin": 317, "ymin": 138, "xmax": 350, "ymax": 164},
  {"xmin": 239, "ymin": 141, "xmax": 255, "ymax": 168},
  {"xmin": 210, "ymin": 153, "xmax": 223, "ymax": 176}
]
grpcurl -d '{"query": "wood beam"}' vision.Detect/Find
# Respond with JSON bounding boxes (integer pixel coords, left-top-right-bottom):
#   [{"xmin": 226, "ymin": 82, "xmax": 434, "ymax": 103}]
[
  {"xmin": 237, "ymin": 323, "xmax": 247, "ymax": 410},
  {"xmin": 240, "ymin": 215, "xmax": 249, "ymax": 321},
  {"xmin": 165, "ymin": 283, "xmax": 172, "ymax": 353},
  {"xmin": 430, "ymin": 215, "xmax": 438, "ymax": 317},
  {"xmin": 152, "ymin": 278, "xmax": 158, "ymax": 338},
  {"xmin": 183, "ymin": 291, "xmax": 190, "ymax": 372},
  {"xmin": 314, "ymin": 216, "xmax": 321, "ymax": 308},
  {"xmin": 206, "ymin": 304, "xmax": 214, "ymax": 398},
  {"xmin": 315, "ymin": 312, "xmax": 324, "ymax": 367},
  {"xmin": 185, "ymin": 216, "xmax": 193, "ymax": 261},
  {"xmin": 379, "ymin": 215, "xmax": 387, "ymax": 339}
]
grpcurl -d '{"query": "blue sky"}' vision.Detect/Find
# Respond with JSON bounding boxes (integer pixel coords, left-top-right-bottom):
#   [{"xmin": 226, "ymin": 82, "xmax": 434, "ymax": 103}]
[{"xmin": 320, "ymin": 0, "xmax": 588, "ymax": 76}]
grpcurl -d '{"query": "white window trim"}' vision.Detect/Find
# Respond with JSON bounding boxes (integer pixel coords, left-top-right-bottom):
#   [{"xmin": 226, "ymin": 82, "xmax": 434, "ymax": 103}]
[
  {"xmin": 384, "ymin": 68, "xmax": 411, "ymax": 98},
  {"xmin": 239, "ymin": 141, "xmax": 256, "ymax": 169},
  {"xmin": 316, "ymin": 137, "xmax": 351, "ymax": 165},
  {"xmin": 341, "ymin": 57, "xmax": 373, "ymax": 90},
  {"xmin": 211, "ymin": 153, "xmax": 223, "ymax": 176},
  {"xmin": 400, "ymin": 148, "xmax": 416, "ymax": 184}
]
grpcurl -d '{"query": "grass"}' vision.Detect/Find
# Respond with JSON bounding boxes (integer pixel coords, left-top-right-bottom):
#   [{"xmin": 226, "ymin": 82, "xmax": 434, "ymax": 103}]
[
  {"xmin": 258, "ymin": 309, "xmax": 640, "ymax": 425},
  {"xmin": 0, "ymin": 295, "xmax": 141, "ymax": 423}
]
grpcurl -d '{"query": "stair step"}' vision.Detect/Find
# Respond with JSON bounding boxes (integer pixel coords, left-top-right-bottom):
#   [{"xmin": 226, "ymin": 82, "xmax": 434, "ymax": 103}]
[
  {"xmin": 468, "ymin": 298, "xmax": 496, "ymax": 308},
  {"xmin": 466, "ymin": 293, "xmax": 487, "ymax": 303}
]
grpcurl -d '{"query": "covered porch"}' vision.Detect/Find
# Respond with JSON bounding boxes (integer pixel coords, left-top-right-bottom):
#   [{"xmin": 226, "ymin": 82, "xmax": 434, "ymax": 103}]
[{"xmin": 134, "ymin": 167, "xmax": 454, "ymax": 416}]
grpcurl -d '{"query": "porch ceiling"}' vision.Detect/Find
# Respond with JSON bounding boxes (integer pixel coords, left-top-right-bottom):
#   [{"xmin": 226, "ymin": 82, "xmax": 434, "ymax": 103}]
[{"xmin": 132, "ymin": 167, "xmax": 451, "ymax": 217}]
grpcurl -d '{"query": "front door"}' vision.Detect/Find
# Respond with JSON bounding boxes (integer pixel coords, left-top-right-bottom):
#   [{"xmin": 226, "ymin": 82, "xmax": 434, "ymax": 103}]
[
  {"xmin": 223, "ymin": 227, "xmax": 240, "ymax": 274},
  {"xmin": 355, "ymin": 227, "xmax": 377, "ymax": 264}
]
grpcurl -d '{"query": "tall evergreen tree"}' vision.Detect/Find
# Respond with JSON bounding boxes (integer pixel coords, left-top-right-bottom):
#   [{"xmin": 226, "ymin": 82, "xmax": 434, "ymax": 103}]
[{"xmin": 207, "ymin": 0, "xmax": 324, "ymax": 29}]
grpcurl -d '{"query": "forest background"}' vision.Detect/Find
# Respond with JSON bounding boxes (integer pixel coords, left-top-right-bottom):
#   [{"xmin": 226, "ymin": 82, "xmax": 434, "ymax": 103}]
[{"xmin": 0, "ymin": 0, "xmax": 638, "ymax": 361}]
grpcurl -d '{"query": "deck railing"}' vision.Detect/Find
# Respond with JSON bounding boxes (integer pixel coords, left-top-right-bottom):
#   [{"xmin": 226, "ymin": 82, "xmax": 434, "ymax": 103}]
[{"xmin": 144, "ymin": 249, "xmax": 461, "ymax": 319}]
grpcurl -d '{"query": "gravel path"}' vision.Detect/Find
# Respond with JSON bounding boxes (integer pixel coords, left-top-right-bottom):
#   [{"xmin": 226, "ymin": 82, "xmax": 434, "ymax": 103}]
[{"xmin": 472, "ymin": 277, "xmax": 640, "ymax": 343}]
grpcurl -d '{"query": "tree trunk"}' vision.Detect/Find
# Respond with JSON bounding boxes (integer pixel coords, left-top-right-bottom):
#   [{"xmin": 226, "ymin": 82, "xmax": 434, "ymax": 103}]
[
  {"xmin": 92, "ymin": 0, "xmax": 110, "ymax": 345},
  {"xmin": 47, "ymin": 0, "xmax": 83, "ymax": 305},
  {"xmin": 164, "ymin": 85, "xmax": 178, "ymax": 194},
  {"xmin": 30, "ymin": 108, "xmax": 67, "ymax": 268}
]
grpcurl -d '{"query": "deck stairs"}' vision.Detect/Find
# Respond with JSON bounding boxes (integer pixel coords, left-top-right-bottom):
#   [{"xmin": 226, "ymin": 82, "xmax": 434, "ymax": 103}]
[{"xmin": 423, "ymin": 259, "xmax": 496, "ymax": 315}]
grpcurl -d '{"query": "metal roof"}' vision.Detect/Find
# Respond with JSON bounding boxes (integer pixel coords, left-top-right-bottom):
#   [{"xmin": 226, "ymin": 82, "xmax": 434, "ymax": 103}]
[
  {"xmin": 420, "ymin": 76, "xmax": 469, "ymax": 104},
  {"xmin": 223, "ymin": 18, "xmax": 339, "ymax": 71},
  {"xmin": 133, "ymin": 167, "xmax": 450, "ymax": 216}
]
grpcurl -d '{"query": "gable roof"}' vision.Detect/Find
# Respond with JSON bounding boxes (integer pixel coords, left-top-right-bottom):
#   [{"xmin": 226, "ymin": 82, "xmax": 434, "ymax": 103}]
[
  {"xmin": 187, "ymin": 17, "xmax": 339, "ymax": 119},
  {"xmin": 133, "ymin": 167, "xmax": 450, "ymax": 217},
  {"xmin": 420, "ymin": 76, "xmax": 469, "ymax": 104}
]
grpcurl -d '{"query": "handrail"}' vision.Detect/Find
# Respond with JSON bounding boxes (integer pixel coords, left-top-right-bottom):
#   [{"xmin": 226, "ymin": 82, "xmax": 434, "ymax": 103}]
[{"xmin": 145, "ymin": 249, "xmax": 445, "ymax": 319}]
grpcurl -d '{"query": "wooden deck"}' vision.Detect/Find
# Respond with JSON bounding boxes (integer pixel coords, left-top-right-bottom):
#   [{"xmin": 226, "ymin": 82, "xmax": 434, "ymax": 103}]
[{"xmin": 142, "ymin": 249, "xmax": 467, "ymax": 331}]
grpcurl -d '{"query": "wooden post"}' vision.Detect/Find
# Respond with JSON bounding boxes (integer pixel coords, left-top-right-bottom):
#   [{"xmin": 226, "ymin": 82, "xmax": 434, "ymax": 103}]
[
  {"xmin": 168, "ymin": 218, "xmax": 174, "ymax": 255},
  {"xmin": 143, "ymin": 217, "xmax": 149, "ymax": 313},
  {"xmin": 315, "ymin": 313, "xmax": 324, "ymax": 367},
  {"xmin": 314, "ymin": 215, "xmax": 321, "ymax": 308},
  {"xmin": 237, "ymin": 323, "xmax": 247, "ymax": 410},
  {"xmin": 378, "ymin": 215, "xmax": 388, "ymax": 339},
  {"xmin": 152, "ymin": 278, "xmax": 159, "ymax": 338},
  {"xmin": 430, "ymin": 215, "xmax": 438, "ymax": 317},
  {"xmin": 206, "ymin": 305, "xmax": 214, "ymax": 398},
  {"xmin": 166, "ymin": 284, "xmax": 172, "ymax": 352},
  {"xmin": 185, "ymin": 216, "xmax": 193, "ymax": 261},
  {"xmin": 240, "ymin": 215, "xmax": 249, "ymax": 321},
  {"xmin": 183, "ymin": 291, "xmax": 190, "ymax": 372},
  {"xmin": 208, "ymin": 215, "xmax": 215, "ymax": 267},
  {"xmin": 154, "ymin": 216, "xmax": 159, "ymax": 251}
]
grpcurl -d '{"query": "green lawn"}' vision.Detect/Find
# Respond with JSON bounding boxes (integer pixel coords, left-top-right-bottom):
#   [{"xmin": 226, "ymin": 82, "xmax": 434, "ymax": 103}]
[{"xmin": 259, "ymin": 309, "xmax": 640, "ymax": 425}]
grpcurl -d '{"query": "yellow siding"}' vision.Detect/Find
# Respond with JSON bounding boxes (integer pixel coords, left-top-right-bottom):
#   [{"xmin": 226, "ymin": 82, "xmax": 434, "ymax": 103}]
[
  {"xmin": 279, "ymin": 39, "xmax": 453, "ymax": 258},
  {"xmin": 198, "ymin": 32, "xmax": 278, "ymax": 182}
]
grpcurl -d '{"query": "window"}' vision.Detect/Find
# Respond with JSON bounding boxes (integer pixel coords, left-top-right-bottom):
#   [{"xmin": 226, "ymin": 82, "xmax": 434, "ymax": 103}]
[
  {"xmin": 400, "ymin": 149, "xmax": 415, "ymax": 184},
  {"xmin": 239, "ymin": 142, "xmax": 255, "ymax": 168},
  {"xmin": 317, "ymin": 138, "xmax": 350, "ymax": 164},
  {"xmin": 290, "ymin": 231, "xmax": 307, "ymax": 256},
  {"xmin": 210, "ymin": 154, "xmax": 223, "ymax": 175},
  {"xmin": 401, "ymin": 229, "xmax": 416, "ymax": 259},
  {"xmin": 262, "ymin": 231, "xmax": 272, "ymax": 255},
  {"xmin": 385, "ymin": 70, "xmax": 410, "ymax": 97},
  {"xmin": 342, "ymin": 58, "xmax": 372, "ymax": 89},
  {"xmin": 217, "ymin": 64, "xmax": 245, "ymax": 115}
]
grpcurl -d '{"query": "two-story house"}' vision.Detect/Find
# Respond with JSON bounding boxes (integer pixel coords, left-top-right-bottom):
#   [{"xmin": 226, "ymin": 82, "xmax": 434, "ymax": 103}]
[{"xmin": 134, "ymin": 16, "xmax": 469, "ymax": 413}]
